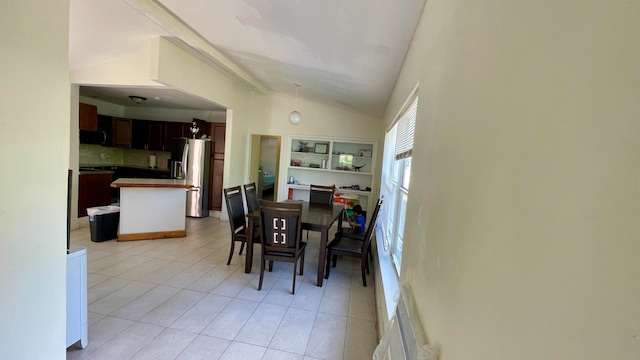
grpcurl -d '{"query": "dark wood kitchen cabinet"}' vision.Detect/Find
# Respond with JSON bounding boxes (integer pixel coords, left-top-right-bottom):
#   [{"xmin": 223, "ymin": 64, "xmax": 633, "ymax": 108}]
[
  {"xmin": 148, "ymin": 121, "xmax": 164, "ymax": 150},
  {"xmin": 79, "ymin": 103, "xmax": 98, "ymax": 131},
  {"xmin": 164, "ymin": 121, "xmax": 191, "ymax": 151},
  {"xmin": 112, "ymin": 117, "xmax": 131, "ymax": 148},
  {"xmin": 131, "ymin": 120, "xmax": 164, "ymax": 150},
  {"xmin": 78, "ymin": 172, "xmax": 113, "ymax": 217},
  {"xmin": 209, "ymin": 123, "xmax": 225, "ymax": 211}
]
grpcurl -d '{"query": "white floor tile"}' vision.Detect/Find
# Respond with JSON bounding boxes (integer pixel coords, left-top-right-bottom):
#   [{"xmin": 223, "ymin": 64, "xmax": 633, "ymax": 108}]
[
  {"xmin": 235, "ymin": 302, "xmax": 288, "ymax": 347},
  {"xmin": 88, "ymin": 281, "xmax": 156, "ymax": 315},
  {"xmin": 110, "ymin": 285, "xmax": 181, "ymax": 321},
  {"xmin": 170, "ymin": 293, "xmax": 233, "ymax": 333},
  {"xmin": 305, "ymin": 313, "xmax": 347, "ymax": 360},
  {"xmin": 70, "ymin": 216, "xmax": 379, "ymax": 360},
  {"xmin": 130, "ymin": 328, "xmax": 197, "ymax": 360},
  {"xmin": 219, "ymin": 341, "xmax": 267, "ymax": 360},
  {"xmin": 269, "ymin": 307, "xmax": 316, "ymax": 355},
  {"xmin": 319, "ymin": 285, "xmax": 351, "ymax": 317},
  {"xmin": 201, "ymin": 298, "xmax": 260, "ymax": 340},
  {"xmin": 175, "ymin": 334, "xmax": 230, "ymax": 360},
  {"xmin": 139, "ymin": 289, "xmax": 206, "ymax": 327},
  {"xmin": 343, "ymin": 318, "xmax": 378, "ymax": 360},
  {"xmin": 82, "ymin": 322, "xmax": 164, "ymax": 360},
  {"xmin": 263, "ymin": 348, "xmax": 305, "ymax": 360}
]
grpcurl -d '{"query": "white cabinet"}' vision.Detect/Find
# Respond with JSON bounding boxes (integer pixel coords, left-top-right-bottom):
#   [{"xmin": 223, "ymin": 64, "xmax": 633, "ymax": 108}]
[
  {"xmin": 285, "ymin": 136, "xmax": 377, "ymax": 210},
  {"xmin": 67, "ymin": 245, "xmax": 88, "ymax": 349}
]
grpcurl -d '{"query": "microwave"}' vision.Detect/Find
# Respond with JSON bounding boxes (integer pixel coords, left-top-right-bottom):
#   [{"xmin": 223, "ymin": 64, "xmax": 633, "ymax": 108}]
[{"xmin": 79, "ymin": 129, "xmax": 110, "ymax": 146}]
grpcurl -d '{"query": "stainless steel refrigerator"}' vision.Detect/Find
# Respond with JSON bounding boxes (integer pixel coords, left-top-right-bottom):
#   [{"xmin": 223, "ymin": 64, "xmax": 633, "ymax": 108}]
[{"xmin": 170, "ymin": 138, "xmax": 211, "ymax": 217}]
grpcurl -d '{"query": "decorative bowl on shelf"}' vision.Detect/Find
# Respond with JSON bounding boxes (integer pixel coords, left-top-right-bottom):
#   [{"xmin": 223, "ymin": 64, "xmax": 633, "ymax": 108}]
[{"xmin": 291, "ymin": 159, "xmax": 302, "ymax": 166}]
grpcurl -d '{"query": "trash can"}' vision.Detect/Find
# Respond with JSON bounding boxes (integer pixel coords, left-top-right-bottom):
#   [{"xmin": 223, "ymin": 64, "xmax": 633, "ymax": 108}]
[{"xmin": 87, "ymin": 205, "xmax": 120, "ymax": 242}]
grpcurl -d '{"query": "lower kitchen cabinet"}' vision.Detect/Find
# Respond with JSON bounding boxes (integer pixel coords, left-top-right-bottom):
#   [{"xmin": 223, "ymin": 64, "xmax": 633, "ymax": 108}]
[{"xmin": 78, "ymin": 172, "xmax": 113, "ymax": 217}]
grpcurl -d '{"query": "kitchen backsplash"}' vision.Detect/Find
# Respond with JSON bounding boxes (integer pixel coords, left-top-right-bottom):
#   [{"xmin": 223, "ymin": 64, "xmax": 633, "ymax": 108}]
[{"xmin": 80, "ymin": 144, "xmax": 171, "ymax": 169}]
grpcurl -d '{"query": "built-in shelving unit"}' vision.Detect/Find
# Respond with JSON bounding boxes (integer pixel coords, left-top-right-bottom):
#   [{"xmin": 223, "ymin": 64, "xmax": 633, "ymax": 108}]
[{"xmin": 285, "ymin": 136, "xmax": 377, "ymax": 210}]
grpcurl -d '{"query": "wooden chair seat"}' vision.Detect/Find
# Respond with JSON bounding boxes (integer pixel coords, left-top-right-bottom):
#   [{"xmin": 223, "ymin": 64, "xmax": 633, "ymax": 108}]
[{"xmin": 325, "ymin": 198, "xmax": 383, "ymax": 287}]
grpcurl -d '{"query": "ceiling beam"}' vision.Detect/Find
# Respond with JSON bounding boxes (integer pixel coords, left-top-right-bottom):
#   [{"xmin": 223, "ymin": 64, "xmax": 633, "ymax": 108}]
[{"xmin": 123, "ymin": 0, "xmax": 269, "ymax": 95}]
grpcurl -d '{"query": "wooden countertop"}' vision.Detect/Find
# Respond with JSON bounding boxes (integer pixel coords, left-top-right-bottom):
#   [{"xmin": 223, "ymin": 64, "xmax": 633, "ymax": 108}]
[{"xmin": 111, "ymin": 178, "xmax": 193, "ymax": 189}]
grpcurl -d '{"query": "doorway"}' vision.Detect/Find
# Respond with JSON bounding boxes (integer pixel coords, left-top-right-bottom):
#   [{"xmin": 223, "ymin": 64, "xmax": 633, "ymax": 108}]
[{"xmin": 250, "ymin": 134, "xmax": 281, "ymax": 201}]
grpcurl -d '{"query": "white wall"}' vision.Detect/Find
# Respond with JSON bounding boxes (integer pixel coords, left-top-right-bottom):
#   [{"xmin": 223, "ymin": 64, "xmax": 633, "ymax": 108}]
[
  {"xmin": 71, "ymin": 36, "xmax": 382, "ymax": 223},
  {"xmin": 0, "ymin": 1, "xmax": 70, "ymax": 358},
  {"xmin": 259, "ymin": 137, "xmax": 278, "ymax": 175},
  {"xmin": 385, "ymin": 0, "xmax": 640, "ymax": 359}
]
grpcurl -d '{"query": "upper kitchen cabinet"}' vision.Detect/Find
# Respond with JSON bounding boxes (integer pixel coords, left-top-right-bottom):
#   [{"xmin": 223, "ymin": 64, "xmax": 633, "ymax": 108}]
[
  {"xmin": 79, "ymin": 103, "xmax": 98, "ymax": 131},
  {"xmin": 111, "ymin": 117, "xmax": 131, "ymax": 148},
  {"xmin": 131, "ymin": 120, "xmax": 164, "ymax": 151},
  {"xmin": 164, "ymin": 121, "xmax": 191, "ymax": 151}
]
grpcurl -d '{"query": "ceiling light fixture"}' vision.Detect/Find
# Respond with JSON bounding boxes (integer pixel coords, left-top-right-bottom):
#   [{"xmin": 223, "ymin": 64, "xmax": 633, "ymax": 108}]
[
  {"xmin": 129, "ymin": 95, "xmax": 147, "ymax": 105},
  {"xmin": 288, "ymin": 84, "xmax": 302, "ymax": 125}
]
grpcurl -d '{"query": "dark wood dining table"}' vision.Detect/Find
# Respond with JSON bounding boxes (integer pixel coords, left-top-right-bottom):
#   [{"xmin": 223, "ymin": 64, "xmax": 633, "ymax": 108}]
[{"xmin": 244, "ymin": 200, "xmax": 344, "ymax": 287}]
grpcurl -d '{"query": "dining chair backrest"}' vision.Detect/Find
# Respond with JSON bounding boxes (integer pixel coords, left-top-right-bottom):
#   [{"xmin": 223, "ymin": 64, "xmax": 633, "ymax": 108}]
[
  {"xmin": 243, "ymin": 182, "xmax": 260, "ymax": 213},
  {"xmin": 309, "ymin": 184, "xmax": 334, "ymax": 204},
  {"xmin": 259, "ymin": 200, "xmax": 303, "ymax": 254},
  {"xmin": 224, "ymin": 186, "xmax": 247, "ymax": 234},
  {"xmin": 356, "ymin": 198, "xmax": 382, "ymax": 254}
]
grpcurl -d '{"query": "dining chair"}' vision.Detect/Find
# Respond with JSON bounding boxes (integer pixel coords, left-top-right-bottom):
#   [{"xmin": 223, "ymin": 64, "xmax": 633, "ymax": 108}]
[
  {"xmin": 309, "ymin": 184, "xmax": 335, "ymax": 204},
  {"xmin": 337, "ymin": 197, "xmax": 383, "ymax": 263},
  {"xmin": 223, "ymin": 185, "xmax": 260, "ymax": 266},
  {"xmin": 243, "ymin": 182, "xmax": 260, "ymax": 213},
  {"xmin": 324, "ymin": 199, "xmax": 382, "ymax": 286},
  {"xmin": 243, "ymin": 182, "xmax": 262, "ymax": 243},
  {"xmin": 257, "ymin": 200, "xmax": 305, "ymax": 294},
  {"xmin": 306, "ymin": 184, "xmax": 335, "ymax": 238}
]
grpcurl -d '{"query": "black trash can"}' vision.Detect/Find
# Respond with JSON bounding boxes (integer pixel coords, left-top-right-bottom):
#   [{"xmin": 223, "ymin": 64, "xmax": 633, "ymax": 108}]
[{"xmin": 87, "ymin": 206, "xmax": 120, "ymax": 242}]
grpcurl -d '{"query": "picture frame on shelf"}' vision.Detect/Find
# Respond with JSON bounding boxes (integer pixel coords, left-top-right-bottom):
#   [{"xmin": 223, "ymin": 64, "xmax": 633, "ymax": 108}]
[
  {"xmin": 358, "ymin": 149, "xmax": 372, "ymax": 157},
  {"xmin": 314, "ymin": 143, "xmax": 329, "ymax": 154}
]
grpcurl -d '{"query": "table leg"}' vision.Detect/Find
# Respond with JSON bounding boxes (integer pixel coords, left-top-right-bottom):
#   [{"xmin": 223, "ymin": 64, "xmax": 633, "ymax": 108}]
[
  {"xmin": 317, "ymin": 229, "xmax": 328, "ymax": 287},
  {"xmin": 245, "ymin": 216, "xmax": 254, "ymax": 273}
]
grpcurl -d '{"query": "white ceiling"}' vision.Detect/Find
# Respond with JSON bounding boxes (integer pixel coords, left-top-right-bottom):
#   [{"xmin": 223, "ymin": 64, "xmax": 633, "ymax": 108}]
[{"xmin": 71, "ymin": 0, "xmax": 426, "ymax": 117}]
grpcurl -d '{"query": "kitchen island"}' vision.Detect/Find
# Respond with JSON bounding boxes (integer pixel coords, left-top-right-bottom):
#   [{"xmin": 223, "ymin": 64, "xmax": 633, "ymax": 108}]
[{"xmin": 111, "ymin": 178, "xmax": 192, "ymax": 241}]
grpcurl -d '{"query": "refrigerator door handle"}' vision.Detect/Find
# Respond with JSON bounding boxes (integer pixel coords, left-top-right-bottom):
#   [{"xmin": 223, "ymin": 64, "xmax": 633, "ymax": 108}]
[
  {"xmin": 181, "ymin": 142, "xmax": 189, "ymax": 179},
  {"xmin": 187, "ymin": 187, "xmax": 200, "ymax": 192}
]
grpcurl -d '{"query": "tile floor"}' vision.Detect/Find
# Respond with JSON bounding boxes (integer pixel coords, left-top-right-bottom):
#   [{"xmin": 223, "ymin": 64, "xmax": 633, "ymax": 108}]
[{"xmin": 67, "ymin": 216, "xmax": 378, "ymax": 360}]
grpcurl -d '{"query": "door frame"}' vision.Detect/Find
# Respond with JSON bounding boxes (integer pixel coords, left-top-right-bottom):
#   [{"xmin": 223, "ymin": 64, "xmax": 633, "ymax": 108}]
[{"xmin": 249, "ymin": 133, "xmax": 282, "ymax": 201}]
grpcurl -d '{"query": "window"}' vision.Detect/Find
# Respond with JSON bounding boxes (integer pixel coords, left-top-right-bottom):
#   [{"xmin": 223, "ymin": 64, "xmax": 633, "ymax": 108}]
[{"xmin": 380, "ymin": 96, "xmax": 416, "ymax": 274}]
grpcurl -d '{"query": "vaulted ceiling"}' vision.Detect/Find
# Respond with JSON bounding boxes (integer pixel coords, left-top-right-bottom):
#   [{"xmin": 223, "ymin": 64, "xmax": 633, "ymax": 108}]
[{"xmin": 70, "ymin": 0, "xmax": 426, "ymax": 117}]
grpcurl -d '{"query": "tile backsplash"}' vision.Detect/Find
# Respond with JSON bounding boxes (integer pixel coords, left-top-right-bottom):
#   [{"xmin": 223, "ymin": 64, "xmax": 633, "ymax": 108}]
[{"xmin": 80, "ymin": 144, "xmax": 171, "ymax": 169}]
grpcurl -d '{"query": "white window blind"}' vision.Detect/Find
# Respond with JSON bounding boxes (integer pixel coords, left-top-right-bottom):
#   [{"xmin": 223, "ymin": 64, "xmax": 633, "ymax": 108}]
[
  {"xmin": 395, "ymin": 97, "xmax": 417, "ymax": 160},
  {"xmin": 380, "ymin": 94, "xmax": 417, "ymax": 274}
]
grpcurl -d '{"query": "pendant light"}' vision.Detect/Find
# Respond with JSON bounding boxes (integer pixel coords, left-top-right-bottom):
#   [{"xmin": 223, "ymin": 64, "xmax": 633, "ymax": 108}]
[{"xmin": 288, "ymin": 83, "xmax": 302, "ymax": 125}]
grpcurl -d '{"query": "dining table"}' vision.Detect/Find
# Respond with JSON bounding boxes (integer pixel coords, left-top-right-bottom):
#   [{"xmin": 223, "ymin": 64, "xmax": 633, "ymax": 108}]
[{"xmin": 244, "ymin": 200, "xmax": 344, "ymax": 287}]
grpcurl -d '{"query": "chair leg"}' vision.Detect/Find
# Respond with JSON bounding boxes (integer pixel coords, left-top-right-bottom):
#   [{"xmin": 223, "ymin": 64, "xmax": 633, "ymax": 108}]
[
  {"xmin": 227, "ymin": 240, "xmax": 235, "ymax": 265},
  {"xmin": 364, "ymin": 251, "xmax": 370, "ymax": 274},
  {"xmin": 268, "ymin": 260, "xmax": 274, "ymax": 272},
  {"xmin": 361, "ymin": 260, "xmax": 367, "ymax": 287},
  {"xmin": 299, "ymin": 252, "xmax": 305, "ymax": 275},
  {"xmin": 258, "ymin": 257, "xmax": 265, "ymax": 290},
  {"xmin": 239, "ymin": 239, "xmax": 245, "ymax": 255},
  {"xmin": 291, "ymin": 261, "xmax": 297, "ymax": 294},
  {"xmin": 331, "ymin": 254, "xmax": 338, "ymax": 268},
  {"xmin": 324, "ymin": 249, "xmax": 332, "ymax": 279}
]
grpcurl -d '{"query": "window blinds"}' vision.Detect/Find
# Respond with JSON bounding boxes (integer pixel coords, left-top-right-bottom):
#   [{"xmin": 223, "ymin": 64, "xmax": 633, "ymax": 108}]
[{"xmin": 395, "ymin": 97, "xmax": 417, "ymax": 160}]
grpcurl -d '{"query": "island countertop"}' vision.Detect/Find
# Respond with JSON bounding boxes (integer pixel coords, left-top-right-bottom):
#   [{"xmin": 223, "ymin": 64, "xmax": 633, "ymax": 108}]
[{"xmin": 111, "ymin": 178, "xmax": 193, "ymax": 189}]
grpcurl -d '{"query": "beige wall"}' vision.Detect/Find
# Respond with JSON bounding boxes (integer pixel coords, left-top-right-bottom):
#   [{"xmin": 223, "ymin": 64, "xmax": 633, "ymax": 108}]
[
  {"xmin": 0, "ymin": 1, "xmax": 70, "ymax": 358},
  {"xmin": 71, "ymin": 36, "xmax": 383, "ymax": 220},
  {"xmin": 385, "ymin": 0, "xmax": 640, "ymax": 359}
]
